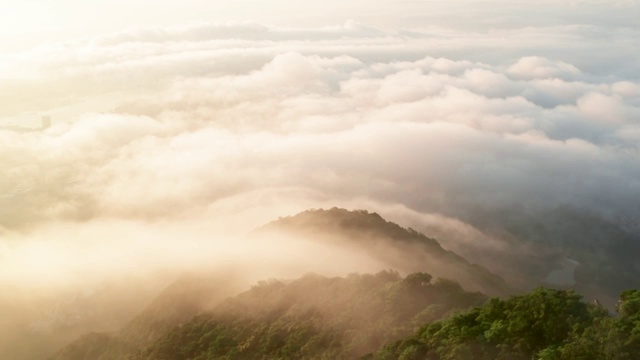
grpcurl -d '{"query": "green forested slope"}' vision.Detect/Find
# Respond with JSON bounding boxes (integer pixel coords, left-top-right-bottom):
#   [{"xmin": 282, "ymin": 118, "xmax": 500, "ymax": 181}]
[
  {"xmin": 51, "ymin": 271, "xmax": 485, "ymax": 360},
  {"xmin": 132, "ymin": 271, "xmax": 485, "ymax": 360},
  {"xmin": 53, "ymin": 283, "xmax": 640, "ymax": 360},
  {"xmin": 374, "ymin": 288, "xmax": 640, "ymax": 360}
]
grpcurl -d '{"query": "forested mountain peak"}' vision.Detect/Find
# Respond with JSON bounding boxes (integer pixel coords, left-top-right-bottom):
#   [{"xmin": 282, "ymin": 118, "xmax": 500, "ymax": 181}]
[{"xmin": 258, "ymin": 207, "xmax": 512, "ymax": 296}]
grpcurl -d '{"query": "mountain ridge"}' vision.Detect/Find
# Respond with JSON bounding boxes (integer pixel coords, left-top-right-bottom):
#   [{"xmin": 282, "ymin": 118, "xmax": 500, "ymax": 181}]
[{"xmin": 256, "ymin": 207, "xmax": 512, "ymax": 296}]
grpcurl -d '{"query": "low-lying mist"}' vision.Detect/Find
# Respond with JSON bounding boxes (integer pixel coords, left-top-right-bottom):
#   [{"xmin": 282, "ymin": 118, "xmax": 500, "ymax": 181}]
[
  {"xmin": 0, "ymin": 210, "xmax": 397, "ymax": 360},
  {"xmin": 0, "ymin": 202, "xmax": 528, "ymax": 359}
]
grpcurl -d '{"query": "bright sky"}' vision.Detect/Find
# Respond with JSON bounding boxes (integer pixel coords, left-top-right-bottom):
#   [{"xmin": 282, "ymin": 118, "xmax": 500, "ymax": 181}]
[
  {"xmin": 2, "ymin": 0, "xmax": 639, "ymax": 53},
  {"xmin": 0, "ymin": 0, "xmax": 394, "ymax": 49}
]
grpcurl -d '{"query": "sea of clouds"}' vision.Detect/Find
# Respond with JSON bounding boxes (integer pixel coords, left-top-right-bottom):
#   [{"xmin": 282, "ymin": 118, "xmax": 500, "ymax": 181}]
[{"xmin": 0, "ymin": 4, "xmax": 639, "ymax": 285}]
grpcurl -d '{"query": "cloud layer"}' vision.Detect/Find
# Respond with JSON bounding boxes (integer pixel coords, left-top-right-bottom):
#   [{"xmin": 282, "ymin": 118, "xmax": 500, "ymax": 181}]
[{"xmin": 0, "ymin": 18, "xmax": 639, "ymax": 288}]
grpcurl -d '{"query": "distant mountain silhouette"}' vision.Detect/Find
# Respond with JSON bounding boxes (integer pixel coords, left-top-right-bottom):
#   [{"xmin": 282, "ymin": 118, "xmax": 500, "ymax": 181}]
[
  {"xmin": 257, "ymin": 208, "xmax": 512, "ymax": 296},
  {"xmin": 461, "ymin": 205, "xmax": 640, "ymax": 304}
]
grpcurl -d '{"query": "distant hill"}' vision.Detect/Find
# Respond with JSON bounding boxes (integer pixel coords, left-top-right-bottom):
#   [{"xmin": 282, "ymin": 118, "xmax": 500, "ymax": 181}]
[
  {"xmin": 256, "ymin": 208, "xmax": 512, "ymax": 296},
  {"xmin": 458, "ymin": 206, "xmax": 640, "ymax": 304}
]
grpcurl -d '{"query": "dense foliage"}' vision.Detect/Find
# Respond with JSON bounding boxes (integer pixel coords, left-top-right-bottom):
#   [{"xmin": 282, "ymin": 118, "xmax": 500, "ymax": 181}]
[
  {"xmin": 131, "ymin": 271, "xmax": 485, "ymax": 360},
  {"xmin": 51, "ymin": 271, "xmax": 484, "ymax": 360},
  {"xmin": 51, "ymin": 275, "xmax": 640, "ymax": 360},
  {"xmin": 374, "ymin": 288, "xmax": 640, "ymax": 360}
]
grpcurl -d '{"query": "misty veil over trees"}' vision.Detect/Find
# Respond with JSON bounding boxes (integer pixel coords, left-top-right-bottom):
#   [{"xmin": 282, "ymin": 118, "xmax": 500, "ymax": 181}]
[{"xmin": 40, "ymin": 209, "xmax": 640, "ymax": 359}]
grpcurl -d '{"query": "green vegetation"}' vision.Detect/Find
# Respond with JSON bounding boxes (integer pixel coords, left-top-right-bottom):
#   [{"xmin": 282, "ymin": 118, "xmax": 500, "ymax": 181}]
[
  {"xmin": 374, "ymin": 288, "xmax": 640, "ymax": 360},
  {"xmin": 54, "ymin": 276, "xmax": 640, "ymax": 360},
  {"xmin": 48, "ymin": 333, "xmax": 131, "ymax": 360},
  {"xmin": 132, "ymin": 271, "xmax": 485, "ymax": 360},
  {"xmin": 51, "ymin": 271, "xmax": 485, "ymax": 360}
]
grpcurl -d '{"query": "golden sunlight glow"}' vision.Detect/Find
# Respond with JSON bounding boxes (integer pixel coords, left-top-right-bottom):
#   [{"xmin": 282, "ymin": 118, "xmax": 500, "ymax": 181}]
[{"xmin": 0, "ymin": 1, "xmax": 639, "ymax": 359}]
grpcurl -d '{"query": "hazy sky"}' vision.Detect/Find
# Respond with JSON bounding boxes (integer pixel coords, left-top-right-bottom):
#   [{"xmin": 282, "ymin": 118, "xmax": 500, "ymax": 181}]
[
  {"xmin": 0, "ymin": 0, "xmax": 639, "ymax": 287},
  {"xmin": 2, "ymin": 0, "xmax": 639, "ymax": 51}
]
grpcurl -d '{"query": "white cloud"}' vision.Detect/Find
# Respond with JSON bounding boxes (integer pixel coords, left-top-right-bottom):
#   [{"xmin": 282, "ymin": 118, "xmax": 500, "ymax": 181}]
[
  {"xmin": 507, "ymin": 56, "xmax": 584, "ymax": 81},
  {"xmin": 577, "ymin": 92, "xmax": 630, "ymax": 123},
  {"xmin": 0, "ymin": 19, "xmax": 639, "ymax": 303}
]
